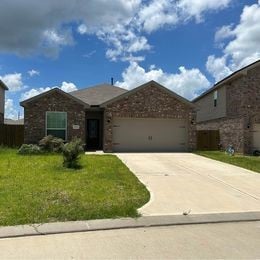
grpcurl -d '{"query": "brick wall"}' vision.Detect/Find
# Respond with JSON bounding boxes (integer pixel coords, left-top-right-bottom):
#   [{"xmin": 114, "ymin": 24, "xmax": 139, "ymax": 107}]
[
  {"xmin": 24, "ymin": 90, "xmax": 85, "ymax": 144},
  {"xmin": 104, "ymin": 84, "xmax": 196, "ymax": 152},
  {"xmin": 197, "ymin": 117, "xmax": 246, "ymax": 153}
]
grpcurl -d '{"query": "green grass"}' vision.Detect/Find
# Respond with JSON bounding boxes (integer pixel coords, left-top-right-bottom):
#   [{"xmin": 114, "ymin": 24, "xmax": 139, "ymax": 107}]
[
  {"xmin": 195, "ymin": 151, "xmax": 260, "ymax": 173},
  {"xmin": 0, "ymin": 148, "xmax": 150, "ymax": 226}
]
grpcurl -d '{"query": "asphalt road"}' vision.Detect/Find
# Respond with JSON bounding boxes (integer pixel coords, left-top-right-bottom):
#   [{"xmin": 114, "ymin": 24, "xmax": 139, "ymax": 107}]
[{"xmin": 0, "ymin": 221, "xmax": 260, "ymax": 259}]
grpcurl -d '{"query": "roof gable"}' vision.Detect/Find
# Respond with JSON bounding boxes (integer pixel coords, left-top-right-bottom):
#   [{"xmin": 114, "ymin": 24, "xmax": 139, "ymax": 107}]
[
  {"xmin": 20, "ymin": 88, "xmax": 89, "ymax": 108},
  {"xmin": 100, "ymin": 80, "xmax": 194, "ymax": 108},
  {"xmin": 70, "ymin": 83, "xmax": 128, "ymax": 106},
  {"xmin": 193, "ymin": 59, "xmax": 260, "ymax": 103}
]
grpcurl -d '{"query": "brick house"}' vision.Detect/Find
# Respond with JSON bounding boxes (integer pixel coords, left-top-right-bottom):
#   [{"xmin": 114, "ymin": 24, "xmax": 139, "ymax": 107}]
[
  {"xmin": 0, "ymin": 80, "xmax": 8, "ymax": 124},
  {"xmin": 193, "ymin": 60, "xmax": 260, "ymax": 154},
  {"xmin": 20, "ymin": 81, "xmax": 196, "ymax": 152}
]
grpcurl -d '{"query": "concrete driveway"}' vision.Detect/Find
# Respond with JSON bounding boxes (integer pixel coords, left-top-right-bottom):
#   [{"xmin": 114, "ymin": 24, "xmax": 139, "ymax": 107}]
[{"xmin": 116, "ymin": 153, "xmax": 260, "ymax": 216}]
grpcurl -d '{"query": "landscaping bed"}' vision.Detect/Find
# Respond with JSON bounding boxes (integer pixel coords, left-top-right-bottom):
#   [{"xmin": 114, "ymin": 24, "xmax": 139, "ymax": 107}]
[
  {"xmin": 195, "ymin": 151, "xmax": 260, "ymax": 173},
  {"xmin": 0, "ymin": 148, "xmax": 150, "ymax": 226}
]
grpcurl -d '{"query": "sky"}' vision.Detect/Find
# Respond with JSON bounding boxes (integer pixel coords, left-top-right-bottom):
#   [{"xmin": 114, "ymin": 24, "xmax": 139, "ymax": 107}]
[{"xmin": 0, "ymin": 0, "xmax": 259, "ymax": 119}]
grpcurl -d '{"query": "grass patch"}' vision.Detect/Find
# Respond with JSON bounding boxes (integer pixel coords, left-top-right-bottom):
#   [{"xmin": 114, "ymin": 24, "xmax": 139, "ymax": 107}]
[
  {"xmin": 195, "ymin": 151, "xmax": 260, "ymax": 173},
  {"xmin": 0, "ymin": 148, "xmax": 150, "ymax": 226}
]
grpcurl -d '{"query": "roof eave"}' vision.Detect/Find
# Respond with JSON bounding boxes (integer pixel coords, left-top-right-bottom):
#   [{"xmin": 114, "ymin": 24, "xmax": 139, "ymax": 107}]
[
  {"xmin": 100, "ymin": 80, "xmax": 195, "ymax": 108},
  {"xmin": 0, "ymin": 80, "xmax": 8, "ymax": 90},
  {"xmin": 193, "ymin": 59, "xmax": 260, "ymax": 103},
  {"xmin": 20, "ymin": 88, "xmax": 90, "ymax": 108}
]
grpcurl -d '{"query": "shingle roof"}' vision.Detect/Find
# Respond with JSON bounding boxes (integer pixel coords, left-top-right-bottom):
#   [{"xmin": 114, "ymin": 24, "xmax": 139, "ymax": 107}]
[{"xmin": 70, "ymin": 83, "xmax": 128, "ymax": 106}]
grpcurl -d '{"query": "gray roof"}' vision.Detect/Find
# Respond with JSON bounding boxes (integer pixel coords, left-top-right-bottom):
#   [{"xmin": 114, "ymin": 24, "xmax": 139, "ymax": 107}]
[
  {"xmin": 70, "ymin": 83, "xmax": 128, "ymax": 106},
  {"xmin": 4, "ymin": 118, "xmax": 24, "ymax": 125}
]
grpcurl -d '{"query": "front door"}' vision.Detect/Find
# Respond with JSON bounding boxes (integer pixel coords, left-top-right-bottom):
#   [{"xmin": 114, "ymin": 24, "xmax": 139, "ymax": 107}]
[{"xmin": 87, "ymin": 119, "xmax": 100, "ymax": 150}]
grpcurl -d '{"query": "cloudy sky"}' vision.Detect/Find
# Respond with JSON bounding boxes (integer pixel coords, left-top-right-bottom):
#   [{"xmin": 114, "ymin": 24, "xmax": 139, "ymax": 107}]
[{"xmin": 0, "ymin": 0, "xmax": 259, "ymax": 119}]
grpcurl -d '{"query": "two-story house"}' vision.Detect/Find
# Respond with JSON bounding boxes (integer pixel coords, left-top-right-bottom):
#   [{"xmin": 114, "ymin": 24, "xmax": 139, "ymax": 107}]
[
  {"xmin": 193, "ymin": 60, "xmax": 260, "ymax": 154},
  {"xmin": 0, "ymin": 80, "xmax": 8, "ymax": 124}
]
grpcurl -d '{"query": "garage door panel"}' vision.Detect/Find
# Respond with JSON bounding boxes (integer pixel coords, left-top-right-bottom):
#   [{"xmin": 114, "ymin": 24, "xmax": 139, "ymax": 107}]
[{"xmin": 112, "ymin": 118, "xmax": 188, "ymax": 152}]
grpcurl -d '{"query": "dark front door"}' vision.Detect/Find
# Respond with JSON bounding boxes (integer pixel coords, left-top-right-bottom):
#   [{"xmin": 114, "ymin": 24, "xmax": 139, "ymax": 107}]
[{"xmin": 87, "ymin": 119, "xmax": 100, "ymax": 150}]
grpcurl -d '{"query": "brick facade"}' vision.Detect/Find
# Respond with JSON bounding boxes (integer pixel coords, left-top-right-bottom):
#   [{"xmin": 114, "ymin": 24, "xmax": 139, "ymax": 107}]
[
  {"xmin": 0, "ymin": 112, "xmax": 3, "ymax": 124},
  {"xmin": 197, "ymin": 65, "xmax": 260, "ymax": 153},
  {"xmin": 24, "ymin": 91, "xmax": 85, "ymax": 144},
  {"xmin": 103, "ymin": 84, "xmax": 196, "ymax": 152}
]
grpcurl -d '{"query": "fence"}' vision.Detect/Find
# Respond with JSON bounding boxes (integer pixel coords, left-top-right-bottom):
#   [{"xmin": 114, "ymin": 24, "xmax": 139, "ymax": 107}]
[
  {"xmin": 0, "ymin": 124, "xmax": 24, "ymax": 147},
  {"xmin": 197, "ymin": 130, "xmax": 220, "ymax": 151}
]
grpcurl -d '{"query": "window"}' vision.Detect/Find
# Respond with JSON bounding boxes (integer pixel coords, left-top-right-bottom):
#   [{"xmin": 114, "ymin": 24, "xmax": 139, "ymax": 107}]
[
  {"xmin": 214, "ymin": 90, "xmax": 218, "ymax": 107},
  {"xmin": 46, "ymin": 112, "xmax": 67, "ymax": 140}
]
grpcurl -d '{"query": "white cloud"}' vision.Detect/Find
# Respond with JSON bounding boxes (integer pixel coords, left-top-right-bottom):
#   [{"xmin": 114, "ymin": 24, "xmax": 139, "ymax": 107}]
[
  {"xmin": 59, "ymin": 81, "xmax": 77, "ymax": 92},
  {"xmin": 21, "ymin": 87, "xmax": 52, "ymax": 101},
  {"xmin": 138, "ymin": 0, "xmax": 179, "ymax": 33},
  {"xmin": 0, "ymin": 0, "xmax": 233, "ymax": 60},
  {"xmin": 0, "ymin": 73, "xmax": 23, "ymax": 92},
  {"xmin": 28, "ymin": 69, "xmax": 40, "ymax": 77},
  {"xmin": 177, "ymin": 0, "xmax": 231, "ymax": 22},
  {"xmin": 206, "ymin": 55, "xmax": 232, "ymax": 82},
  {"xmin": 215, "ymin": 25, "xmax": 234, "ymax": 42},
  {"xmin": 207, "ymin": 1, "xmax": 260, "ymax": 81},
  {"xmin": 5, "ymin": 98, "xmax": 17, "ymax": 119},
  {"xmin": 116, "ymin": 62, "xmax": 210, "ymax": 100},
  {"xmin": 20, "ymin": 81, "xmax": 78, "ymax": 101},
  {"xmin": 78, "ymin": 0, "xmax": 232, "ymax": 61},
  {"xmin": 83, "ymin": 50, "xmax": 96, "ymax": 58}
]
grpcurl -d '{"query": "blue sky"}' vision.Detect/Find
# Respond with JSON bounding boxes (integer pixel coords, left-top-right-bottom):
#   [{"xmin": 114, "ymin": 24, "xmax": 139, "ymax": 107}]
[{"xmin": 0, "ymin": 0, "xmax": 259, "ymax": 119}]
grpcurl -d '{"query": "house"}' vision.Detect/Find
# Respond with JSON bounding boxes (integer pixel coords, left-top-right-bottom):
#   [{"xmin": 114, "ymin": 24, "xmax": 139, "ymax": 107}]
[
  {"xmin": 193, "ymin": 60, "xmax": 260, "ymax": 154},
  {"xmin": 20, "ymin": 81, "xmax": 196, "ymax": 152},
  {"xmin": 0, "ymin": 80, "xmax": 8, "ymax": 124}
]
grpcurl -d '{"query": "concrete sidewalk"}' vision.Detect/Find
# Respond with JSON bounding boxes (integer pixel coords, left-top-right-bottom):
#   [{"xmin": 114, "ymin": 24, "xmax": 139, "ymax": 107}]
[
  {"xmin": 116, "ymin": 153, "xmax": 260, "ymax": 216},
  {"xmin": 0, "ymin": 211, "xmax": 260, "ymax": 239}
]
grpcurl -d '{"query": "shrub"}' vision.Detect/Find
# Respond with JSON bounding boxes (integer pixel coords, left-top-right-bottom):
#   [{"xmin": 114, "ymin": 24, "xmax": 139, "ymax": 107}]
[
  {"xmin": 18, "ymin": 144, "xmax": 42, "ymax": 155},
  {"xmin": 62, "ymin": 138, "xmax": 84, "ymax": 169},
  {"xmin": 39, "ymin": 135, "xmax": 64, "ymax": 153}
]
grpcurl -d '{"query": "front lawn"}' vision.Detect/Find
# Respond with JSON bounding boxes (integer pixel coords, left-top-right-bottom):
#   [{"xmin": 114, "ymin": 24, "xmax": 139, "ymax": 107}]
[
  {"xmin": 0, "ymin": 148, "xmax": 150, "ymax": 226},
  {"xmin": 195, "ymin": 151, "xmax": 260, "ymax": 173}
]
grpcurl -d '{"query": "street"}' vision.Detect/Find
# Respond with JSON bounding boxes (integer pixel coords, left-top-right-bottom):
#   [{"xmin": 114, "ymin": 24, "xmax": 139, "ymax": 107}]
[{"xmin": 0, "ymin": 221, "xmax": 260, "ymax": 259}]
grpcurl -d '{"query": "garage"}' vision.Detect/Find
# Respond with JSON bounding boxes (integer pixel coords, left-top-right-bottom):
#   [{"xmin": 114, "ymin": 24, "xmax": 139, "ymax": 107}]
[
  {"xmin": 253, "ymin": 124, "xmax": 260, "ymax": 150},
  {"xmin": 112, "ymin": 118, "xmax": 188, "ymax": 152}
]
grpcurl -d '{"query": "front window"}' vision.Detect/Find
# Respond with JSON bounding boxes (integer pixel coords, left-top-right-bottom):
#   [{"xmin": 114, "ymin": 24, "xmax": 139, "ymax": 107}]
[
  {"xmin": 213, "ymin": 90, "xmax": 218, "ymax": 107},
  {"xmin": 46, "ymin": 112, "xmax": 67, "ymax": 140}
]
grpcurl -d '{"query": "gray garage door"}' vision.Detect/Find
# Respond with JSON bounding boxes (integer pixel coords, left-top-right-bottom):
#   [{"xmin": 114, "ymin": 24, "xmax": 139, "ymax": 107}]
[
  {"xmin": 112, "ymin": 118, "xmax": 188, "ymax": 152},
  {"xmin": 253, "ymin": 124, "xmax": 260, "ymax": 150}
]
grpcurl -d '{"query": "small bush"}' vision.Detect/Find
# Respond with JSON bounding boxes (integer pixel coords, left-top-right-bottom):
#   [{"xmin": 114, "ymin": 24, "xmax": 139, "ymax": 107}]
[
  {"xmin": 62, "ymin": 138, "xmax": 84, "ymax": 169},
  {"xmin": 18, "ymin": 144, "xmax": 42, "ymax": 155},
  {"xmin": 39, "ymin": 135, "xmax": 64, "ymax": 153}
]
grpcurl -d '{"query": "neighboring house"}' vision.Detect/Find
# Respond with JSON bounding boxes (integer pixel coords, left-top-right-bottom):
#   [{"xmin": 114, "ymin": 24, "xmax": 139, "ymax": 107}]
[
  {"xmin": 193, "ymin": 60, "xmax": 260, "ymax": 154},
  {"xmin": 20, "ymin": 81, "xmax": 196, "ymax": 152},
  {"xmin": 4, "ymin": 118, "xmax": 24, "ymax": 125},
  {"xmin": 0, "ymin": 80, "xmax": 8, "ymax": 124}
]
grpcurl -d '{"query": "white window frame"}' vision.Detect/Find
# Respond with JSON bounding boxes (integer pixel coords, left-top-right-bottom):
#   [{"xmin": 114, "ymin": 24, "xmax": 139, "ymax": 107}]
[{"xmin": 45, "ymin": 111, "xmax": 67, "ymax": 140}]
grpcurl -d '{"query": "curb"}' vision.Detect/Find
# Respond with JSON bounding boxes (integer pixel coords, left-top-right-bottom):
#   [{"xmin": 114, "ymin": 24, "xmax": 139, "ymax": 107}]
[{"xmin": 1, "ymin": 211, "xmax": 260, "ymax": 239}]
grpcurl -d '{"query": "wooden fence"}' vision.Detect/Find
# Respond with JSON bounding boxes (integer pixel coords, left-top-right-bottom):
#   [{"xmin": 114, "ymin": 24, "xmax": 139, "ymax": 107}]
[
  {"xmin": 0, "ymin": 124, "xmax": 24, "ymax": 147},
  {"xmin": 197, "ymin": 130, "xmax": 220, "ymax": 151}
]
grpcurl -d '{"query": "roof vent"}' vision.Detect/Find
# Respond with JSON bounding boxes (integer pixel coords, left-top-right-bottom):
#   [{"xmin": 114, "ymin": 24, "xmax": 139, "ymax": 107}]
[{"xmin": 111, "ymin": 77, "xmax": 114, "ymax": 86}]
